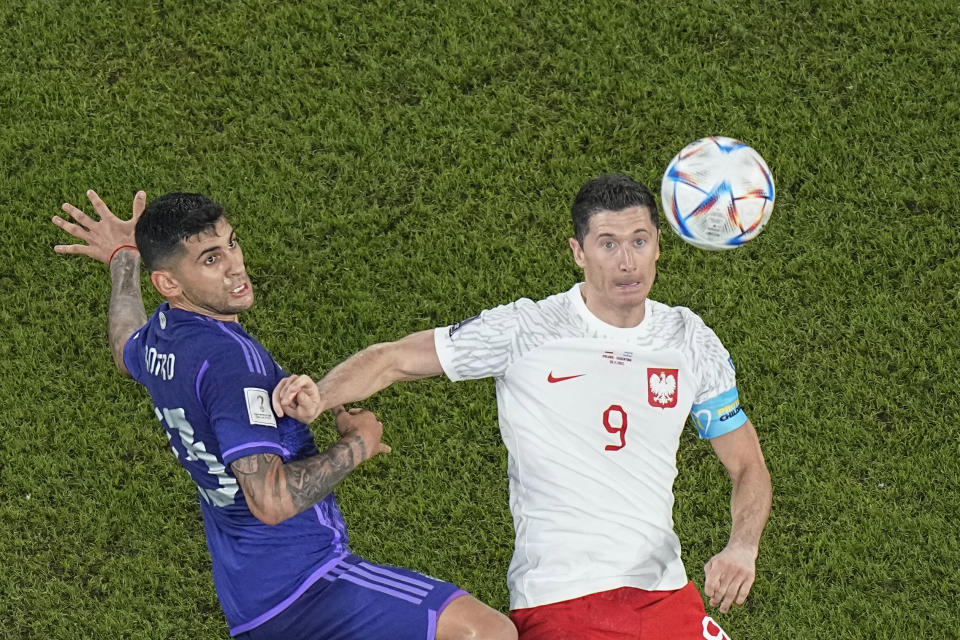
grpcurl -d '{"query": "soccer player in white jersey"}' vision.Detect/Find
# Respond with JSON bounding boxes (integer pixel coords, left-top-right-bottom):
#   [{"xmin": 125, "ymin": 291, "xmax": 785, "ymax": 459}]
[{"xmin": 273, "ymin": 174, "xmax": 773, "ymax": 640}]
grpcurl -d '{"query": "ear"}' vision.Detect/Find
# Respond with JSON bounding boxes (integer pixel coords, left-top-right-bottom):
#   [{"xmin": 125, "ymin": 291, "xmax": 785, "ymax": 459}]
[
  {"xmin": 656, "ymin": 229, "xmax": 661, "ymax": 261},
  {"xmin": 151, "ymin": 270, "xmax": 182, "ymax": 298},
  {"xmin": 568, "ymin": 237, "xmax": 586, "ymax": 269}
]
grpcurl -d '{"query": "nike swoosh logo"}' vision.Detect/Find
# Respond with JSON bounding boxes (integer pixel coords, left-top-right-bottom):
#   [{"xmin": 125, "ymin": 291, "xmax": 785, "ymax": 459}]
[{"xmin": 547, "ymin": 372, "xmax": 586, "ymax": 383}]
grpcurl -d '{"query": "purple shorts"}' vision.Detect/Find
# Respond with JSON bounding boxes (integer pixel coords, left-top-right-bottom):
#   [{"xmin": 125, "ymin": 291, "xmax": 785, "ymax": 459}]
[{"xmin": 234, "ymin": 553, "xmax": 467, "ymax": 640}]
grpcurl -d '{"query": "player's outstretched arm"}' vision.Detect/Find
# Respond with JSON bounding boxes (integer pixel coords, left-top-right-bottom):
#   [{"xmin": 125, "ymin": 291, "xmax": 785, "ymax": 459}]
[
  {"xmin": 703, "ymin": 419, "xmax": 772, "ymax": 614},
  {"xmin": 52, "ymin": 190, "xmax": 148, "ymax": 376},
  {"xmin": 273, "ymin": 329, "xmax": 444, "ymax": 422},
  {"xmin": 230, "ymin": 408, "xmax": 391, "ymax": 525}
]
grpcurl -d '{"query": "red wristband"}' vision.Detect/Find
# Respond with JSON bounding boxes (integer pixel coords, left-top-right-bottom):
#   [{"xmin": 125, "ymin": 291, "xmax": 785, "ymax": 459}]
[{"xmin": 109, "ymin": 244, "xmax": 139, "ymax": 264}]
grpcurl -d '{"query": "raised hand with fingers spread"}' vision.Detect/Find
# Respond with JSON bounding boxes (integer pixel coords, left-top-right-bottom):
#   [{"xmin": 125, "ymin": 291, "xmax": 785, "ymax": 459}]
[
  {"xmin": 53, "ymin": 189, "xmax": 146, "ymax": 264},
  {"xmin": 52, "ymin": 189, "xmax": 148, "ymax": 375}
]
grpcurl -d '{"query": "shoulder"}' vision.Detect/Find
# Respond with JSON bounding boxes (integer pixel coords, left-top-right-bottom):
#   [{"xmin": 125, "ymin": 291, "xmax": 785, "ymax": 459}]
[
  {"xmin": 646, "ymin": 300, "xmax": 731, "ymax": 362},
  {"xmin": 512, "ymin": 288, "xmax": 578, "ymax": 318},
  {"xmin": 486, "ymin": 289, "xmax": 578, "ymax": 330},
  {"xmin": 443, "ymin": 288, "xmax": 579, "ymax": 341},
  {"xmin": 648, "ymin": 299, "xmax": 711, "ymax": 332},
  {"xmin": 154, "ymin": 312, "xmax": 261, "ymax": 371},
  {"xmin": 457, "ymin": 293, "xmax": 549, "ymax": 326}
]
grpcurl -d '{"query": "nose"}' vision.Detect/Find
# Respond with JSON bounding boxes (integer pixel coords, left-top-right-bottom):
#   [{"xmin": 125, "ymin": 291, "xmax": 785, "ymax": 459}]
[
  {"xmin": 619, "ymin": 246, "xmax": 636, "ymax": 271},
  {"xmin": 226, "ymin": 248, "xmax": 245, "ymax": 276}
]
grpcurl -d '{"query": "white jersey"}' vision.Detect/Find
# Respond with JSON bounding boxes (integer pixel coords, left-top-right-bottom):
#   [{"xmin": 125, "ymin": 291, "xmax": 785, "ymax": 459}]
[{"xmin": 434, "ymin": 283, "xmax": 747, "ymax": 610}]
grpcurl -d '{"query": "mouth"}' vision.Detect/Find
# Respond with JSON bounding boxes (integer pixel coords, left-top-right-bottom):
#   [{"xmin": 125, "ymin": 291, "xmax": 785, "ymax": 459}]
[
  {"xmin": 615, "ymin": 281, "xmax": 643, "ymax": 290},
  {"xmin": 230, "ymin": 281, "xmax": 250, "ymax": 296}
]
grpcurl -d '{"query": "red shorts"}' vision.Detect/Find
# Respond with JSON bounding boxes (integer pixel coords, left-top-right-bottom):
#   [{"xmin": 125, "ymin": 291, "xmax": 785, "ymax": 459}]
[{"xmin": 509, "ymin": 582, "xmax": 731, "ymax": 640}]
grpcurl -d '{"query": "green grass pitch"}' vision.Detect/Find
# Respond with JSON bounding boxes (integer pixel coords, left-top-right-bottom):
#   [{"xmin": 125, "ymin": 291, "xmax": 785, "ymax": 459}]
[{"xmin": 2, "ymin": 0, "xmax": 958, "ymax": 638}]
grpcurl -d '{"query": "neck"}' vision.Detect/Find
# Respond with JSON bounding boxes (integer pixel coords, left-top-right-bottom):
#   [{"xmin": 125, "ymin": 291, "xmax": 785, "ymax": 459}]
[
  {"xmin": 168, "ymin": 298, "xmax": 239, "ymax": 323},
  {"xmin": 578, "ymin": 284, "xmax": 647, "ymax": 328}
]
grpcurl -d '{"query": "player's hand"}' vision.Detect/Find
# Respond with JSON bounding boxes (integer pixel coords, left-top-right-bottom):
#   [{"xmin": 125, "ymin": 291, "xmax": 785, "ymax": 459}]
[
  {"xmin": 703, "ymin": 543, "xmax": 757, "ymax": 614},
  {"xmin": 335, "ymin": 407, "xmax": 391, "ymax": 461},
  {"xmin": 53, "ymin": 190, "xmax": 146, "ymax": 264},
  {"xmin": 272, "ymin": 374, "xmax": 323, "ymax": 423}
]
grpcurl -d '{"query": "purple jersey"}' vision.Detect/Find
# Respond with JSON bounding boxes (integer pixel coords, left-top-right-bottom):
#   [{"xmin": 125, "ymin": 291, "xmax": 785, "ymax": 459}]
[{"xmin": 123, "ymin": 304, "xmax": 349, "ymax": 634}]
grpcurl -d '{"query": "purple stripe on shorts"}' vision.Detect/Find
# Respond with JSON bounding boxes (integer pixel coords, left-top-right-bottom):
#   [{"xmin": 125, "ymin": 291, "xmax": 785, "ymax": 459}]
[
  {"xmin": 229, "ymin": 552, "xmax": 348, "ymax": 636},
  {"xmin": 222, "ymin": 441, "xmax": 289, "ymax": 462},
  {"xmin": 437, "ymin": 589, "xmax": 468, "ymax": 614},
  {"xmin": 348, "ymin": 566, "xmax": 430, "ymax": 598},
  {"xmin": 195, "ymin": 360, "xmax": 210, "ymax": 404},
  {"xmin": 359, "ymin": 562, "xmax": 436, "ymax": 591},
  {"xmin": 218, "ymin": 324, "xmax": 255, "ymax": 373},
  {"xmin": 426, "ymin": 590, "xmax": 467, "ymax": 640},
  {"xmin": 338, "ymin": 573, "xmax": 424, "ymax": 604}
]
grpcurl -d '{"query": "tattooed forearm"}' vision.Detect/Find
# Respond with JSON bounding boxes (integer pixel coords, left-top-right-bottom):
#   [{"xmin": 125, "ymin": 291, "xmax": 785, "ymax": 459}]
[
  {"xmin": 284, "ymin": 435, "xmax": 364, "ymax": 513},
  {"xmin": 108, "ymin": 249, "xmax": 147, "ymax": 370},
  {"xmin": 230, "ymin": 437, "xmax": 366, "ymax": 524},
  {"xmin": 230, "ymin": 453, "xmax": 283, "ymax": 511}
]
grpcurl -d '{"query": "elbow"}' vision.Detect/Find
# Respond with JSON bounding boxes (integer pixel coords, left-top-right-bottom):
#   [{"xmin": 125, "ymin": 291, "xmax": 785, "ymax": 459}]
[
  {"xmin": 112, "ymin": 352, "xmax": 131, "ymax": 378},
  {"xmin": 256, "ymin": 513, "xmax": 285, "ymax": 527},
  {"xmin": 742, "ymin": 456, "xmax": 771, "ymax": 481},
  {"xmin": 368, "ymin": 340, "xmax": 402, "ymax": 369},
  {"xmin": 247, "ymin": 500, "xmax": 292, "ymax": 526},
  {"xmin": 729, "ymin": 456, "xmax": 771, "ymax": 492},
  {"xmin": 356, "ymin": 341, "xmax": 408, "ymax": 386}
]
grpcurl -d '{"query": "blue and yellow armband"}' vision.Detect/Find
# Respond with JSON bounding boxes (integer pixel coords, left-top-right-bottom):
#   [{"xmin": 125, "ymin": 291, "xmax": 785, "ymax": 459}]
[{"xmin": 690, "ymin": 387, "xmax": 748, "ymax": 438}]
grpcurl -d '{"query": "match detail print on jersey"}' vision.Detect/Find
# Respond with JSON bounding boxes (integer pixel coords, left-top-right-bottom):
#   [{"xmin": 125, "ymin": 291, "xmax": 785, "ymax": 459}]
[{"xmin": 647, "ymin": 368, "xmax": 679, "ymax": 408}]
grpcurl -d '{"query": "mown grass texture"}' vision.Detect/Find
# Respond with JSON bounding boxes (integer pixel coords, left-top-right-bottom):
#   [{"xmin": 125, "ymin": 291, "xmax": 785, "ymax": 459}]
[{"xmin": 1, "ymin": 0, "xmax": 959, "ymax": 638}]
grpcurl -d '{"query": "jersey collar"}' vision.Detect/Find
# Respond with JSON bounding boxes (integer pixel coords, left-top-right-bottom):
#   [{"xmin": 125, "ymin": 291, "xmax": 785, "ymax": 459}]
[{"xmin": 566, "ymin": 283, "xmax": 653, "ymax": 339}]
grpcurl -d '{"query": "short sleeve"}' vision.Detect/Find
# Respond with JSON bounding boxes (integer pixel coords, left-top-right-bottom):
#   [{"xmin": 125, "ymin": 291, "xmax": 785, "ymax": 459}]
[
  {"xmin": 686, "ymin": 316, "xmax": 748, "ymax": 439},
  {"xmin": 123, "ymin": 330, "xmax": 145, "ymax": 383},
  {"xmin": 435, "ymin": 302, "xmax": 523, "ymax": 381},
  {"xmin": 197, "ymin": 346, "xmax": 286, "ymax": 465}
]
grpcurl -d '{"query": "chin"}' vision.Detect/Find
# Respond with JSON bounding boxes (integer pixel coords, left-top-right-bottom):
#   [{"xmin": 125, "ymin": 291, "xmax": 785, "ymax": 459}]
[{"xmin": 223, "ymin": 296, "xmax": 255, "ymax": 315}]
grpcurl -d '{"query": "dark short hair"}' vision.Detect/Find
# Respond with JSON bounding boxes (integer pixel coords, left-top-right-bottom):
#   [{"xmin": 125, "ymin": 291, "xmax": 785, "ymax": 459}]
[
  {"xmin": 571, "ymin": 174, "xmax": 659, "ymax": 245},
  {"xmin": 135, "ymin": 192, "xmax": 225, "ymax": 272}
]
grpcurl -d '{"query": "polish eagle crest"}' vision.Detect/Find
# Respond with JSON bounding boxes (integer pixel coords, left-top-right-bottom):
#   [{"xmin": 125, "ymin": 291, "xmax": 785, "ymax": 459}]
[{"xmin": 647, "ymin": 368, "xmax": 679, "ymax": 408}]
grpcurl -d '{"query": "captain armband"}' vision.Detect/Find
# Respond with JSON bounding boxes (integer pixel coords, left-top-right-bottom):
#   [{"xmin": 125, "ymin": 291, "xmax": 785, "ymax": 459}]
[{"xmin": 690, "ymin": 387, "xmax": 748, "ymax": 439}]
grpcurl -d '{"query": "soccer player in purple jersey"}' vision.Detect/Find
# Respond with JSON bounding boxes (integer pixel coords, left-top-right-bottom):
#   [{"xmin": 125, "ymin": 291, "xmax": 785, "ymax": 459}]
[{"xmin": 52, "ymin": 190, "xmax": 516, "ymax": 640}]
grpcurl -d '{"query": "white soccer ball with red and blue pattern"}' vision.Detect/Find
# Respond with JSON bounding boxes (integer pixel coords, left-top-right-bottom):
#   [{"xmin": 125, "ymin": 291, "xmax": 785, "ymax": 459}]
[{"xmin": 661, "ymin": 136, "xmax": 775, "ymax": 250}]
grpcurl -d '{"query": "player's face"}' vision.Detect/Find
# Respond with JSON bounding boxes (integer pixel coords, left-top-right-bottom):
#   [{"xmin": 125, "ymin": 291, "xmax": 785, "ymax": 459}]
[
  {"xmin": 160, "ymin": 217, "xmax": 255, "ymax": 322},
  {"xmin": 569, "ymin": 206, "xmax": 660, "ymax": 328}
]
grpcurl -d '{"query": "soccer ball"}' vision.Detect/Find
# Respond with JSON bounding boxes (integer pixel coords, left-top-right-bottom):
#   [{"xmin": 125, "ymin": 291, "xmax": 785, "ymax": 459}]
[{"xmin": 660, "ymin": 136, "xmax": 775, "ymax": 250}]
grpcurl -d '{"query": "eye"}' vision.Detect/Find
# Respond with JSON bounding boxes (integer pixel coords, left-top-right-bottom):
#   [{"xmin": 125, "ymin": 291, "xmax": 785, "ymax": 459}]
[
  {"xmin": 635, "ymin": 239, "xmax": 646, "ymax": 247},
  {"xmin": 228, "ymin": 236, "xmax": 238, "ymax": 249},
  {"xmin": 602, "ymin": 241, "xmax": 615, "ymax": 250},
  {"xmin": 205, "ymin": 254, "xmax": 217, "ymax": 265}
]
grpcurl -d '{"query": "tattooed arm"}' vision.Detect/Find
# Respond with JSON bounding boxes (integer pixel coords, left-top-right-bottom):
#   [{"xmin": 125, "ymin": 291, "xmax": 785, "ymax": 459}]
[
  {"xmin": 230, "ymin": 408, "xmax": 391, "ymax": 525},
  {"xmin": 53, "ymin": 190, "xmax": 148, "ymax": 377},
  {"xmin": 109, "ymin": 249, "xmax": 147, "ymax": 375}
]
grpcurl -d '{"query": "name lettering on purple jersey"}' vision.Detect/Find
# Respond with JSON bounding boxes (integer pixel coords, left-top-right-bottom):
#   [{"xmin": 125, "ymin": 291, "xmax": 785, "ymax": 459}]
[{"xmin": 143, "ymin": 345, "xmax": 176, "ymax": 380}]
